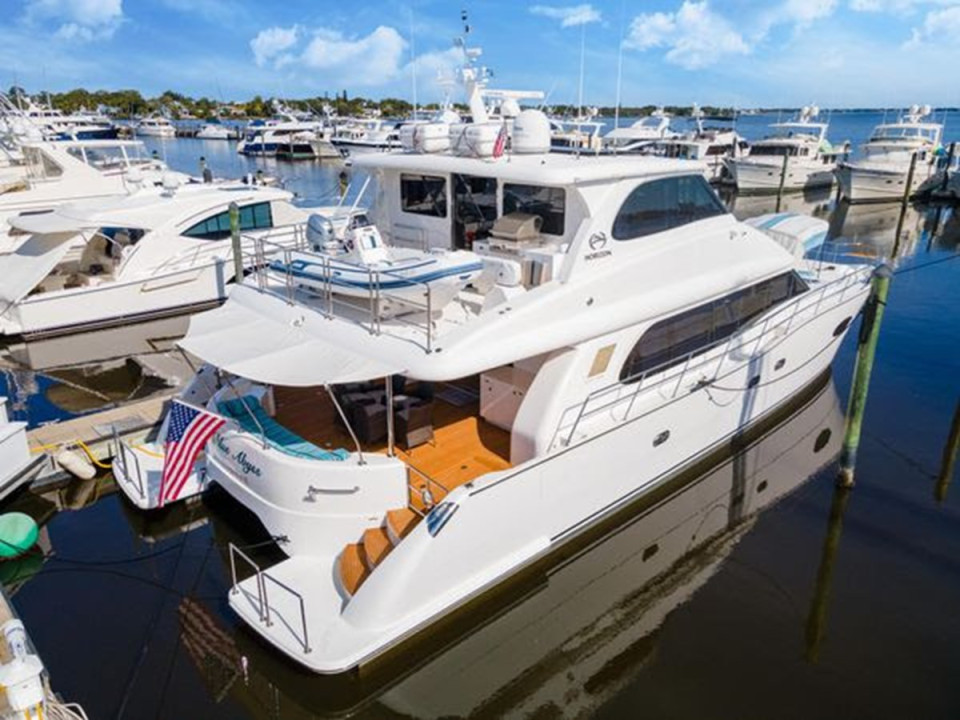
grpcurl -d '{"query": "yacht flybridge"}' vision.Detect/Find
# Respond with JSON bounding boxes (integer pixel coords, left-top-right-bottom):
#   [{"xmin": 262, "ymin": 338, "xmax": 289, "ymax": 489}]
[
  {"xmin": 726, "ymin": 106, "xmax": 848, "ymax": 192},
  {"xmin": 0, "ymin": 182, "xmax": 310, "ymax": 337},
  {"xmin": 113, "ymin": 94, "xmax": 873, "ymax": 673},
  {"xmin": 836, "ymin": 104, "xmax": 943, "ymax": 203}
]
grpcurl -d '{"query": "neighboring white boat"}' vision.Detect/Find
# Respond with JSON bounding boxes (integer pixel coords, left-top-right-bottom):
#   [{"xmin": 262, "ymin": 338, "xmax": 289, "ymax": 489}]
[
  {"xmin": 20, "ymin": 97, "xmax": 117, "ymax": 140},
  {"xmin": 238, "ymin": 102, "xmax": 327, "ymax": 156},
  {"xmin": 835, "ymin": 105, "xmax": 943, "ymax": 203},
  {"xmin": 135, "ymin": 115, "xmax": 176, "ymax": 138},
  {"xmin": 0, "ymin": 397, "xmax": 42, "ymax": 501},
  {"xmin": 645, "ymin": 107, "xmax": 748, "ymax": 183},
  {"xmin": 330, "ymin": 118, "xmax": 402, "ymax": 155},
  {"xmin": 726, "ymin": 106, "xmax": 848, "ymax": 192},
  {"xmin": 196, "ymin": 120, "xmax": 236, "ymax": 140},
  {"xmin": 0, "ymin": 182, "xmax": 311, "ymax": 338},
  {"xmin": 602, "ymin": 108, "xmax": 677, "ymax": 153},
  {"xmin": 114, "ymin": 37, "xmax": 873, "ymax": 678},
  {"xmin": 0, "ymin": 138, "xmax": 189, "ymax": 253}
]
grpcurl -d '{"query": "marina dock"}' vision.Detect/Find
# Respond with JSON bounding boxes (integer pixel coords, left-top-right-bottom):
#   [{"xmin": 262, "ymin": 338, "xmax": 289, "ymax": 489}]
[{"xmin": 26, "ymin": 393, "xmax": 172, "ymax": 488}]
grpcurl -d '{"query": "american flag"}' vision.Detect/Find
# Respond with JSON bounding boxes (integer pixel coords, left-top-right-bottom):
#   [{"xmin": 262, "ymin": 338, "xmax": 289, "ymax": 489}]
[
  {"xmin": 493, "ymin": 122, "xmax": 508, "ymax": 159},
  {"xmin": 160, "ymin": 400, "xmax": 225, "ymax": 506}
]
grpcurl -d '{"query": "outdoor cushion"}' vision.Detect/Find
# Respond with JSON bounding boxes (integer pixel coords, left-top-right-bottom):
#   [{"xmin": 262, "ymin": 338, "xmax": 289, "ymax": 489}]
[{"xmin": 217, "ymin": 396, "xmax": 350, "ymax": 462}]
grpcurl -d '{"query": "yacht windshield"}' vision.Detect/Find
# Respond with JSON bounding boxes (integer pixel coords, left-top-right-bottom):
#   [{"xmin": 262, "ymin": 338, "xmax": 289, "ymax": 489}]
[{"xmin": 612, "ymin": 175, "xmax": 726, "ymax": 241}]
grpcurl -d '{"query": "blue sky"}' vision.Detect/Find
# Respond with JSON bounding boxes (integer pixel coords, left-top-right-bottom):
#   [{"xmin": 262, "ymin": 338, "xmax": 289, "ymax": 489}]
[{"xmin": 3, "ymin": 0, "xmax": 960, "ymax": 107}]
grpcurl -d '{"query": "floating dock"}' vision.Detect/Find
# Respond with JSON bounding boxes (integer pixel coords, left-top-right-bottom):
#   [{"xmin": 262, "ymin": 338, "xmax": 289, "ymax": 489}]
[{"xmin": 26, "ymin": 393, "xmax": 173, "ymax": 488}]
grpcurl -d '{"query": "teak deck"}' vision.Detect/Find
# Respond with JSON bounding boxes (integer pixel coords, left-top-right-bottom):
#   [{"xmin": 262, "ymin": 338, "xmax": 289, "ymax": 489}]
[{"xmin": 272, "ymin": 383, "xmax": 512, "ymax": 501}]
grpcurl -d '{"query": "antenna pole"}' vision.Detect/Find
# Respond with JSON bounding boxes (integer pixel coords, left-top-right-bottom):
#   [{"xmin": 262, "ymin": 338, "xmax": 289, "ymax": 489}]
[
  {"xmin": 577, "ymin": 22, "xmax": 586, "ymax": 126},
  {"xmin": 614, "ymin": 0, "xmax": 624, "ymax": 130},
  {"xmin": 409, "ymin": 8, "xmax": 418, "ymax": 121}
]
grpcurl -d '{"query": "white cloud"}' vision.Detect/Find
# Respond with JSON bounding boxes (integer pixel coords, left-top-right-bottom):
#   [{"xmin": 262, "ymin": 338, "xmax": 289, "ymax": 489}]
[
  {"xmin": 625, "ymin": 1, "xmax": 750, "ymax": 69},
  {"xmin": 850, "ymin": 0, "xmax": 960, "ymax": 12},
  {"xmin": 23, "ymin": 0, "xmax": 123, "ymax": 40},
  {"xmin": 530, "ymin": 4, "xmax": 602, "ymax": 27},
  {"xmin": 903, "ymin": 4, "xmax": 960, "ymax": 46},
  {"xmin": 301, "ymin": 26, "xmax": 408, "ymax": 87},
  {"xmin": 250, "ymin": 25, "xmax": 301, "ymax": 67}
]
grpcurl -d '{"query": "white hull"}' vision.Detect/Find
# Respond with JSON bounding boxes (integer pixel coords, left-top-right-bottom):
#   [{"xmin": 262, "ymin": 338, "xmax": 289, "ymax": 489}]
[
  {"xmin": 136, "ymin": 126, "xmax": 176, "ymax": 138},
  {"xmin": 0, "ymin": 261, "xmax": 231, "ymax": 338},
  {"xmin": 224, "ymin": 264, "xmax": 871, "ymax": 674},
  {"xmin": 836, "ymin": 161, "xmax": 934, "ymax": 203},
  {"xmin": 0, "ymin": 398, "xmax": 41, "ymax": 501},
  {"xmin": 727, "ymin": 158, "xmax": 836, "ymax": 192}
]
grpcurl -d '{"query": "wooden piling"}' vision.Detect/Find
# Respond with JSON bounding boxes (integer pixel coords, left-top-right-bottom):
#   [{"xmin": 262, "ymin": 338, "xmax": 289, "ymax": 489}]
[
  {"xmin": 805, "ymin": 485, "xmax": 851, "ymax": 663},
  {"xmin": 935, "ymin": 398, "xmax": 960, "ymax": 503},
  {"xmin": 940, "ymin": 142, "xmax": 956, "ymax": 194},
  {"xmin": 892, "ymin": 153, "xmax": 919, "ymax": 259},
  {"xmin": 229, "ymin": 201, "xmax": 243, "ymax": 283},
  {"xmin": 776, "ymin": 153, "xmax": 789, "ymax": 212},
  {"xmin": 838, "ymin": 264, "xmax": 893, "ymax": 487}
]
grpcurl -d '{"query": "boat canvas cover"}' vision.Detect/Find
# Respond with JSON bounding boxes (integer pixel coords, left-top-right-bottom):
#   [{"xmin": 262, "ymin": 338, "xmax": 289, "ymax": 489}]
[
  {"xmin": 179, "ymin": 289, "xmax": 404, "ymax": 386},
  {"xmin": 0, "ymin": 232, "xmax": 76, "ymax": 305}
]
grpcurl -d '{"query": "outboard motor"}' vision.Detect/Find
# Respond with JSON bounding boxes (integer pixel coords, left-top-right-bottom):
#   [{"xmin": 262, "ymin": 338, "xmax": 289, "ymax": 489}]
[
  {"xmin": 343, "ymin": 224, "xmax": 390, "ymax": 265},
  {"xmin": 306, "ymin": 213, "xmax": 337, "ymax": 252}
]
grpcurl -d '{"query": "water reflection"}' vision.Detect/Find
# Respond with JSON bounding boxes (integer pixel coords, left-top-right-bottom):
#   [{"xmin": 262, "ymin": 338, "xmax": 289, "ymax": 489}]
[{"xmin": 0, "ymin": 316, "xmax": 193, "ymax": 427}]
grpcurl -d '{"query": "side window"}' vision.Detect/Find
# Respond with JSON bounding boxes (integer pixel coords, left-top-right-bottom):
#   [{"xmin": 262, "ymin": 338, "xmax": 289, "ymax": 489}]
[
  {"xmin": 619, "ymin": 272, "xmax": 807, "ymax": 383},
  {"xmin": 612, "ymin": 175, "xmax": 726, "ymax": 241},
  {"xmin": 401, "ymin": 174, "xmax": 447, "ymax": 217},
  {"xmin": 183, "ymin": 202, "xmax": 273, "ymax": 239},
  {"xmin": 502, "ymin": 183, "xmax": 565, "ymax": 235}
]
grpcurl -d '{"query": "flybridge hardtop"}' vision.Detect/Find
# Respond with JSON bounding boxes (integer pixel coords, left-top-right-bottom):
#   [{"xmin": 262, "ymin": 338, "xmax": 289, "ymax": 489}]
[{"xmin": 351, "ymin": 150, "xmax": 706, "ymax": 185}]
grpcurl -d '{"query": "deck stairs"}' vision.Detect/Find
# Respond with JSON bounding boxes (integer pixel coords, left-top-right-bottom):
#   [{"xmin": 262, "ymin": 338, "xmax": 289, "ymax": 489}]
[{"xmin": 338, "ymin": 507, "xmax": 421, "ymax": 596}]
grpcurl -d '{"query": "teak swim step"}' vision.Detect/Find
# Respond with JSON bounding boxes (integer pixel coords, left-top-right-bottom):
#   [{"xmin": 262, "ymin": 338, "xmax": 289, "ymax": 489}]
[{"xmin": 339, "ymin": 507, "xmax": 425, "ymax": 596}]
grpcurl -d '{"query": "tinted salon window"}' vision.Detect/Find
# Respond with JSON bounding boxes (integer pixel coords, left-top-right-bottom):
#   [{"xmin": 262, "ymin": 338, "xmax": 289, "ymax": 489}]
[
  {"xmin": 401, "ymin": 174, "xmax": 447, "ymax": 217},
  {"xmin": 503, "ymin": 183, "xmax": 565, "ymax": 235},
  {"xmin": 612, "ymin": 175, "xmax": 726, "ymax": 241}
]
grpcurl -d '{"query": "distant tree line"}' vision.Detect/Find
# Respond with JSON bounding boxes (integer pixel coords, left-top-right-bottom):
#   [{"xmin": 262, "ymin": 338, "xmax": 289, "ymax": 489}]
[{"xmin": 6, "ymin": 86, "xmax": 750, "ymax": 120}]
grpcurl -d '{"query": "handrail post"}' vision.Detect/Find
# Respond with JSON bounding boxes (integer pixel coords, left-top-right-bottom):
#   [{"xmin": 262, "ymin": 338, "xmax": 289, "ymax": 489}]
[{"xmin": 325, "ymin": 385, "xmax": 365, "ymax": 465}]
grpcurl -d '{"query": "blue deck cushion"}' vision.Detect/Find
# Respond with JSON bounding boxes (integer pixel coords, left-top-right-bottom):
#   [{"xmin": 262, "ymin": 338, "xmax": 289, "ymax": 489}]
[{"xmin": 217, "ymin": 396, "xmax": 350, "ymax": 462}]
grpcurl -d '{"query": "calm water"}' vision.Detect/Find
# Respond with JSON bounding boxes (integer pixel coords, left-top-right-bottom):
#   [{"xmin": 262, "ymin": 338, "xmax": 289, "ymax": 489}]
[{"xmin": 0, "ymin": 115, "xmax": 959, "ymax": 719}]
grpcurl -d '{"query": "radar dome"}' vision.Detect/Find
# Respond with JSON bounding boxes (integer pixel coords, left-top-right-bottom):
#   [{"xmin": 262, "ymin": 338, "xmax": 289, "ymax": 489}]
[{"xmin": 511, "ymin": 110, "xmax": 551, "ymax": 154}]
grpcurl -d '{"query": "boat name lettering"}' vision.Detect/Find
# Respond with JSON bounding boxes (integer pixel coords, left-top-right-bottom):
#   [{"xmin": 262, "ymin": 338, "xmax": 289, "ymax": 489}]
[{"xmin": 214, "ymin": 437, "xmax": 262, "ymax": 477}]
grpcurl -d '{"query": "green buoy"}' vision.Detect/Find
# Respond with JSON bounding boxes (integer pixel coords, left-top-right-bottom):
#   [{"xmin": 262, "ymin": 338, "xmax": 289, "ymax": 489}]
[{"xmin": 0, "ymin": 513, "xmax": 38, "ymax": 559}]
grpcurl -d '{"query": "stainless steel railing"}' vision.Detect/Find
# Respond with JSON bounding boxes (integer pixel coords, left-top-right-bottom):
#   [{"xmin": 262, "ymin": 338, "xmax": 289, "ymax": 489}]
[
  {"xmin": 228, "ymin": 542, "xmax": 311, "ymax": 655},
  {"xmin": 404, "ymin": 461, "xmax": 451, "ymax": 516},
  {"xmin": 112, "ymin": 428, "xmax": 145, "ymax": 501},
  {"xmin": 247, "ymin": 231, "xmax": 438, "ymax": 353}
]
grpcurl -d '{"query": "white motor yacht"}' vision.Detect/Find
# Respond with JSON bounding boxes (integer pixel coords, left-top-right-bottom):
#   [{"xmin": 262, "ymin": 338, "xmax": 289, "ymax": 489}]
[
  {"xmin": 836, "ymin": 104, "xmax": 943, "ymax": 203},
  {"xmin": 330, "ymin": 118, "xmax": 402, "ymax": 156},
  {"xmin": 0, "ymin": 396, "xmax": 42, "ymax": 501},
  {"xmin": 0, "ymin": 182, "xmax": 311, "ymax": 338},
  {"xmin": 602, "ymin": 108, "xmax": 677, "ymax": 153},
  {"xmin": 0, "ymin": 138, "xmax": 188, "ymax": 252},
  {"xmin": 645, "ymin": 106, "xmax": 748, "ymax": 183},
  {"xmin": 726, "ymin": 106, "xmax": 848, "ymax": 192},
  {"xmin": 197, "ymin": 120, "xmax": 237, "ymax": 141},
  {"xmin": 135, "ymin": 114, "xmax": 176, "ymax": 138},
  {"xmin": 115, "ymin": 104, "xmax": 872, "ymax": 676}
]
